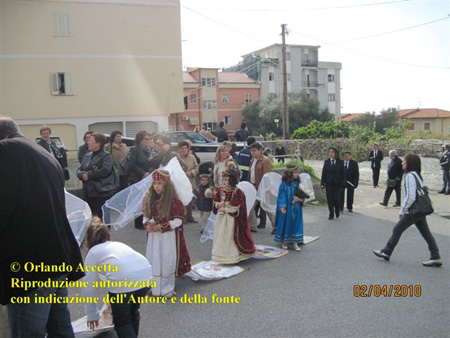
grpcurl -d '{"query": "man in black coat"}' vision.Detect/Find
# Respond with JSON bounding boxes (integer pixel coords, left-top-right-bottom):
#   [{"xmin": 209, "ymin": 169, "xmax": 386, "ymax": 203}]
[
  {"xmin": 340, "ymin": 152, "xmax": 359, "ymax": 212},
  {"xmin": 0, "ymin": 117, "xmax": 84, "ymax": 336},
  {"xmin": 380, "ymin": 149, "xmax": 404, "ymax": 207},
  {"xmin": 234, "ymin": 123, "xmax": 249, "ymax": 142},
  {"xmin": 321, "ymin": 147, "xmax": 346, "ymax": 220},
  {"xmin": 215, "ymin": 121, "xmax": 229, "ymax": 143},
  {"xmin": 438, "ymin": 144, "xmax": 450, "ymax": 194},
  {"xmin": 368, "ymin": 143, "xmax": 383, "ymax": 187},
  {"xmin": 275, "ymin": 142, "xmax": 287, "ymax": 163}
]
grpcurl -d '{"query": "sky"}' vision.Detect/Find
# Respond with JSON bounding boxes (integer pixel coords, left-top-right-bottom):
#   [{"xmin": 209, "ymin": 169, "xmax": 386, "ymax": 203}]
[{"xmin": 179, "ymin": 0, "xmax": 450, "ymax": 115}]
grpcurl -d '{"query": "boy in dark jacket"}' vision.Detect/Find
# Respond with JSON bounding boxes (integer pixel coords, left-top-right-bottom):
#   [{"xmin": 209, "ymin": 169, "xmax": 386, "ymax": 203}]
[{"xmin": 195, "ymin": 174, "xmax": 213, "ymax": 233}]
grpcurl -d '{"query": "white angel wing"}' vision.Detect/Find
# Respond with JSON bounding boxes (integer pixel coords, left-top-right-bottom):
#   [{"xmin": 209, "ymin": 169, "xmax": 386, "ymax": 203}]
[
  {"xmin": 299, "ymin": 173, "xmax": 315, "ymax": 202},
  {"xmin": 102, "ymin": 157, "xmax": 194, "ymax": 229},
  {"xmin": 256, "ymin": 172, "xmax": 282, "ymax": 214},
  {"xmin": 65, "ymin": 190, "xmax": 92, "ymax": 247},
  {"xmin": 200, "ymin": 182, "xmax": 256, "ymax": 243}
]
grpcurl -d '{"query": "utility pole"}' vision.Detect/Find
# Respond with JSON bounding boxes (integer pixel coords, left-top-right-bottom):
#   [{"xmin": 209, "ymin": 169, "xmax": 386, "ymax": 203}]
[{"xmin": 281, "ymin": 24, "xmax": 289, "ymax": 139}]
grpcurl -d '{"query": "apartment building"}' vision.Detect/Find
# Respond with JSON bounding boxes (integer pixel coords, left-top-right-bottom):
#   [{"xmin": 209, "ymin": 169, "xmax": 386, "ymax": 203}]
[
  {"xmin": 1, "ymin": 0, "xmax": 184, "ymax": 157},
  {"xmin": 170, "ymin": 68, "xmax": 260, "ymax": 132},
  {"xmin": 224, "ymin": 44, "xmax": 342, "ymax": 119}
]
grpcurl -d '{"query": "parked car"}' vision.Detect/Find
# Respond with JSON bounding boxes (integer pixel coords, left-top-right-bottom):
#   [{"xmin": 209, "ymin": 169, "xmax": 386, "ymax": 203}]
[{"xmin": 34, "ymin": 136, "xmax": 66, "ymax": 149}]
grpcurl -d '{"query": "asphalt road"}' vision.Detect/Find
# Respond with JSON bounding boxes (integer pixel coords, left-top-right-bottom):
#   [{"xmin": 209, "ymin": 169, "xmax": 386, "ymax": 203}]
[{"xmin": 67, "ymin": 182, "xmax": 450, "ymax": 338}]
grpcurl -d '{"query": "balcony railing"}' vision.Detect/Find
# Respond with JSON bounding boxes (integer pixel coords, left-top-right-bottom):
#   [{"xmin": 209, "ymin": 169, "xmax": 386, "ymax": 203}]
[
  {"xmin": 301, "ymin": 60, "xmax": 318, "ymax": 67},
  {"xmin": 302, "ymin": 81, "xmax": 318, "ymax": 87}
]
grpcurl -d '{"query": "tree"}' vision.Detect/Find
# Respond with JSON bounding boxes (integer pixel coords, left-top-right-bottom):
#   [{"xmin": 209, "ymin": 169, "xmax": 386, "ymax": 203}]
[
  {"xmin": 291, "ymin": 120, "xmax": 351, "ymax": 139},
  {"xmin": 352, "ymin": 107, "xmax": 399, "ymax": 134},
  {"xmin": 242, "ymin": 92, "xmax": 332, "ymax": 136}
]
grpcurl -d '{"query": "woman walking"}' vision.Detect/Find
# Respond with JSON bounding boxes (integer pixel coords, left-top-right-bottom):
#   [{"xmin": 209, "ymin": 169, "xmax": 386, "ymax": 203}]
[
  {"xmin": 373, "ymin": 153, "xmax": 442, "ymax": 267},
  {"xmin": 104, "ymin": 130, "xmax": 129, "ymax": 191}
]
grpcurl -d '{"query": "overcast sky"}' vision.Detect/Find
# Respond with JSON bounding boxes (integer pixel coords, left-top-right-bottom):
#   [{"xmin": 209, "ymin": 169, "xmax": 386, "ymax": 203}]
[{"xmin": 179, "ymin": 0, "xmax": 450, "ymax": 115}]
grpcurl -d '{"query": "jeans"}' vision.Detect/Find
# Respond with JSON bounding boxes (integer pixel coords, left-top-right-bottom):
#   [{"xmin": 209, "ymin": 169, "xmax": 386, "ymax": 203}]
[
  {"xmin": 383, "ymin": 180, "xmax": 401, "ymax": 204},
  {"xmin": 7, "ymin": 275, "xmax": 74, "ymax": 338},
  {"xmin": 382, "ymin": 214, "xmax": 440, "ymax": 259},
  {"xmin": 109, "ymin": 287, "xmax": 150, "ymax": 338},
  {"xmin": 443, "ymin": 169, "xmax": 450, "ymax": 192}
]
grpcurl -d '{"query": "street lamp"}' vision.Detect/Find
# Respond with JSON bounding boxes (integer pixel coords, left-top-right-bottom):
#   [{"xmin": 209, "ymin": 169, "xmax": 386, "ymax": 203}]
[{"xmin": 274, "ymin": 118, "xmax": 280, "ymax": 128}]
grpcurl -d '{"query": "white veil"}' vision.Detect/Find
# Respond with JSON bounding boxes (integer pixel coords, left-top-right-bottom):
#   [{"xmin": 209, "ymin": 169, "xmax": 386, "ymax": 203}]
[
  {"xmin": 65, "ymin": 190, "xmax": 92, "ymax": 246},
  {"xmin": 102, "ymin": 157, "xmax": 194, "ymax": 229},
  {"xmin": 256, "ymin": 172, "xmax": 282, "ymax": 215}
]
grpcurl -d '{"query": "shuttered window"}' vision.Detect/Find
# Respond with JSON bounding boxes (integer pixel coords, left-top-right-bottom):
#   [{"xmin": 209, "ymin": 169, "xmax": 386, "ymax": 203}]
[
  {"xmin": 53, "ymin": 13, "xmax": 71, "ymax": 37},
  {"xmin": 88, "ymin": 122, "xmax": 123, "ymax": 136},
  {"xmin": 50, "ymin": 72, "xmax": 73, "ymax": 95}
]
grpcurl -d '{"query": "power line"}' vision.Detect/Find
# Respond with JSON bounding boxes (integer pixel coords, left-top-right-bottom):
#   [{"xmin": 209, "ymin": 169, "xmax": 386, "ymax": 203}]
[
  {"xmin": 336, "ymin": 15, "xmax": 450, "ymax": 42},
  {"xmin": 289, "ymin": 29, "xmax": 450, "ymax": 69}
]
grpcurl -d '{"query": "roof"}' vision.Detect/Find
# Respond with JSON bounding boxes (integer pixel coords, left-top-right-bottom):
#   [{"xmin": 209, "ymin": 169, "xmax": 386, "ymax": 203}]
[
  {"xmin": 340, "ymin": 113, "xmax": 366, "ymax": 122},
  {"xmin": 397, "ymin": 108, "xmax": 450, "ymax": 119},
  {"xmin": 183, "ymin": 72, "xmax": 197, "ymax": 83},
  {"xmin": 241, "ymin": 43, "xmax": 320, "ymax": 58},
  {"xmin": 218, "ymin": 72, "xmax": 256, "ymax": 83},
  {"xmin": 182, "ymin": 71, "xmax": 257, "ymax": 84}
]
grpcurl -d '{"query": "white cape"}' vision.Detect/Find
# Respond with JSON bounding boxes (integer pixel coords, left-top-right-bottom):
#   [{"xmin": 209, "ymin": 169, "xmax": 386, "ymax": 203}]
[
  {"xmin": 200, "ymin": 181, "xmax": 256, "ymax": 243},
  {"xmin": 102, "ymin": 157, "xmax": 194, "ymax": 229}
]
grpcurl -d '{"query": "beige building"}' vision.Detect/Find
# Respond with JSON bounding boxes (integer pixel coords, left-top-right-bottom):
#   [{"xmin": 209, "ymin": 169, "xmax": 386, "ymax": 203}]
[
  {"xmin": 398, "ymin": 108, "xmax": 450, "ymax": 137},
  {"xmin": 1, "ymin": 0, "xmax": 184, "ymax": 158}
]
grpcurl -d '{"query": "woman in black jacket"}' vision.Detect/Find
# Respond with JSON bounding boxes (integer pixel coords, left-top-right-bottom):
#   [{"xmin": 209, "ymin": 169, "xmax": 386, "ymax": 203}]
[
  {"xmin": 76, "ymin": 133, "xmax": 116, "ymax": 220},
  {"xmin": 128, "ymin": 131, "xmax": 153, "ymax": 185}
]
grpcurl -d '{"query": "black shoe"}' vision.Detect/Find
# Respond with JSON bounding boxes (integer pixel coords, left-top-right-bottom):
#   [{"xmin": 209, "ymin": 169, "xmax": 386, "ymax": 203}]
[
  {"xmin": 251, "ymin": 229, "xmax": 257, "ymax": 233},
  {"xmin": 339, "ymin": 209, "xmax": 344, "ymax": 212},
  {"xmin": 135, "ymin": 225, "xmax": 145, "ymax": 230},
  {"xmin": 373, "ymin": 249, "xmax": 390, "ymax": 261},
  {"xmin": 392, "ymin": 203, "xmax": 400, "ymax": 207},
  {"xmin": 437, "ymin": 190, "xmax": 445, "ymax": 194},
  {"xmin": 446, "ymin": 192, "xmax": 450, "ymax": 195},
  {"xmin": 336, "ymin": 212, "xmax": 340, "ymax": 219},
  {"xmin": 257, "ymin": 224, "xmax": 266, "ymax": 229},
  {"xmin": 347, "ymin": 209, "xmax": 353, "ymax": 212},
  {"xmin": 328, "ymin": 214, "xmax": 334, "ymax": 220},
  {"xmin": 200, "ymin": 230, "xmax": 204, "ymax": 234},
  {"xmin": 379, "ymin": 202, "xmax": 388, "ymax": 207},
  {"xmin": 271, "ymin": 228, "xmax": 276, "ymax": 235}
]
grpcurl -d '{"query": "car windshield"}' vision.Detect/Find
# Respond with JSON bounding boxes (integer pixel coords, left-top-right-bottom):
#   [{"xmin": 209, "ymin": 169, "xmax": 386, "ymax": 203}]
[{"xmin": 170, "ymin": 132, "xmax": 211, "ymax": 144}]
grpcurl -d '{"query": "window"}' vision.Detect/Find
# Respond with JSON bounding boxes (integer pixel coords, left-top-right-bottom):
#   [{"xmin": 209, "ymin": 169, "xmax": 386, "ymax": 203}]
[
  {"xmin": 203, "ymin": 122, "xmax": 217, "ymax": 131},
  {"xmin": 190, "ymin": 93, "xmax": 197, "ymax": 104},
  {"xmin": 221, "ymin": 94, "xmax": 229, "ymax": 104},
  {"xmin": 53, "ymin": 13, "xmax": 71, "ymax": 37},
  {"xmin": 328, "ymin": 94, "xmax": 335, "ymax": 102},
  {"xmin": 424, "ymin": 122, "xmax": 431, "ymax": 131},
  {"xmin": 328, "ymin": 74, "xmax": 335, "ymax": 82},
  {"xmin": 408, "ymin": 123, "xmax": 415, "ymax": 131},
  {"xmin": 245, "ymin": 94, "xmax": 253, "ymax": 105},
  {"xmin": 202, "ymin": 100, "xmax": 217, "ymax": 109},
  {"xmin": 223, "ymin": 116, "xmax": 232, "ymax": 125},
  {"xmin": 201, "ymin": 77, "xmax": 216, "ymax": 87},
  {"xmin": 51, "ymin": 72, "xmax": 73, "ymax": 95},
  {"xmin": 269, "ymin": 72, "xmax": 274, "ymax": 81}
]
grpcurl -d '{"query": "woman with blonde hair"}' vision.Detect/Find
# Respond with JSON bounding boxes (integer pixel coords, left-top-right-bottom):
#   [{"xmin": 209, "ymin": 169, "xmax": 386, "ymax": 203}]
[{"xmin": 210, "ymin": 144, "xmax": 238, "ymax": 188}]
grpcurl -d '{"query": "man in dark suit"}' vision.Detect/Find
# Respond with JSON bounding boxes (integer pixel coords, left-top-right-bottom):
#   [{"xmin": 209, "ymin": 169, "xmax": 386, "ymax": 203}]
[
  {"xmin": 368, "ymin": 143, "xmax": 383, "ymax": 187},
  {"xmin": 0, "ymin": 117, "xmax": 84, "ymax": 336},
  {"xmin": 321, "ymin": 147, "xmax": 346, "ymax": 220},
  {"xmin": 380, "ymin": 149, "xmax": 404, "ymax": 207},
  {"xmin": 275, "ymin": 142, "xmax": 287, "ymax": 163},
  {"xmin": 215, "ymin": 121, "xmax": 229, "ymax": 143},
  {"xmin": 340, "ymin": 151, "xmax": 359, "ymax": 212}
]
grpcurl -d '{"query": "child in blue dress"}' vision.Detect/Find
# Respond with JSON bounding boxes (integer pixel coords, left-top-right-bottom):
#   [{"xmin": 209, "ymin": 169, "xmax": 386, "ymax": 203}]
[{"xmin": 274, "ymin": 164, "xmax": 304, "ymax": 251}]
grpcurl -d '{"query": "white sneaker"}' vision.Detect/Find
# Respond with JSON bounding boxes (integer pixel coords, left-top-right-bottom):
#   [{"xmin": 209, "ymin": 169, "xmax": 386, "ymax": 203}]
[
  {"xmin": 281, "ymin": 243, "xmax": 288, "ymax": 250},
  {"xmin": 422, "ymin": 259, "xmax": 442, "ymax": 267},
  {"xmin": 292, "ymin": 243, "xmax": 301, "ymax": 252}
]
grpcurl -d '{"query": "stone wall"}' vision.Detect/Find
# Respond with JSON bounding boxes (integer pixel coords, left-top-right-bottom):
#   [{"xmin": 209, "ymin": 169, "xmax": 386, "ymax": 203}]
[{"xmin": 263, "ymin": 139, "xmax": 449, "ymax": 162}]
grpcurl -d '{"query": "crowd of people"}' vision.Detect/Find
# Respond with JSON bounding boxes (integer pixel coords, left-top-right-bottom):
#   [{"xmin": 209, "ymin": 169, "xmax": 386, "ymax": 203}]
[{"xmin": 0, "ymin": 116, "xmax": 446, "ymax": 338}]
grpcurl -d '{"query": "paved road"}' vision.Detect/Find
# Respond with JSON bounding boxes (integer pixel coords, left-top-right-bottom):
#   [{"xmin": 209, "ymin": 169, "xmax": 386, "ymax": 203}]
[{"xmin": 67, "ymin": 183, "xmax": 450, "ymax": 338}]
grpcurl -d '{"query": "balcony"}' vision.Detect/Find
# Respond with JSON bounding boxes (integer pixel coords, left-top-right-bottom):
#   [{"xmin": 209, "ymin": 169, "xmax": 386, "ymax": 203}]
[
  {"xmin": 302, "ymin": 81, "xmax": 318, "ymax": 88},
  {"xmin": 301, "ymin": 60, "xmax": 318, "ymax": 67}
]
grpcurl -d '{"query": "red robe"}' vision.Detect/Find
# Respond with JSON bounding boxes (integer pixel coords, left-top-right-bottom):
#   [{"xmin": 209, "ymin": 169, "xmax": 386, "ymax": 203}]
[
  {"xmin": 213, "ymin": 187, "xmax": 255, "ymax": 255},
  {"xmin": 145, "ymin": 197, "xmax": 191, "ymax": 277}
]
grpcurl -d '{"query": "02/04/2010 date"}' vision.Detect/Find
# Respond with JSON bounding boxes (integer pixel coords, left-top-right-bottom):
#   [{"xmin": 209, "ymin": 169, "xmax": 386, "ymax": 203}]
[{"xmin": 353, "ymin": 285, "xmax": 422, "ymax": 297}]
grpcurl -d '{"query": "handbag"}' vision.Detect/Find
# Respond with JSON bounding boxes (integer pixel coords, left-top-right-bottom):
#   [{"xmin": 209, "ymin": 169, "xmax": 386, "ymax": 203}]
[
  {"xmin": 63, "ymin": 168, "xmax": 70, "ymax": 181},
  {"xmin": 93, "ymin": 166, "xmax": 120, "ymax": 193},
  {"xmin": 386, "ymin": 179, "xmax": 397, "ymax": 188},
  {"xmin": 409, "ymin": 174, "xmax": 434, "ymax": 218},
  {"xmin": 119, "ymin": 156, "xmax": 130, "ymax": 176}
]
